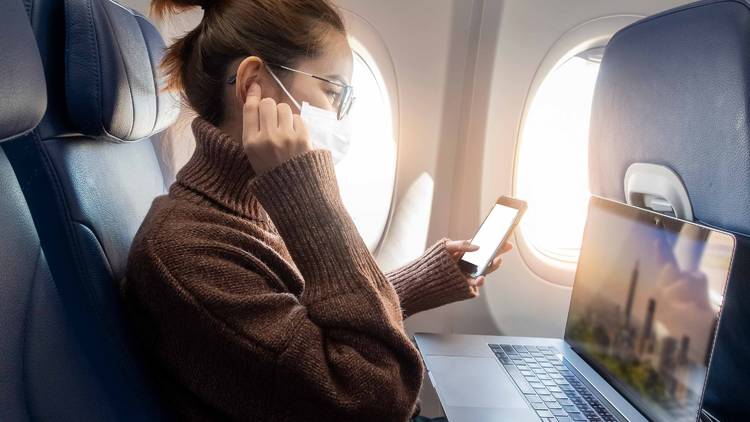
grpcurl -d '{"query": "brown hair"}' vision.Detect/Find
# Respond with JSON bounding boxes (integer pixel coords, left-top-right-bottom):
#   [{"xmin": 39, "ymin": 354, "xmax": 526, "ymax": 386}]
[{"xmin": 152, "ymin": 0, "xmax": 346, "ymax": 125}]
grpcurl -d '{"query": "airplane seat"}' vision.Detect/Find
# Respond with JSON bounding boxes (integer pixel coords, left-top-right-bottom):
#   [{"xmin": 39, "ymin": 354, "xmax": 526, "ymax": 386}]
[
  {"xmin": 4, "ymin": 0, "xmax": 179, "ymax": 419},
  {"xmin": 0, "ymin": 0, "xmax": 126, "ymax": 420},
  {"xmin": 589, "ymin": 0, "xmax": 750, "ymax": 232},
  {"xmin": 588, "ymin": 0, "xmax": 750, "ymax": 418}
]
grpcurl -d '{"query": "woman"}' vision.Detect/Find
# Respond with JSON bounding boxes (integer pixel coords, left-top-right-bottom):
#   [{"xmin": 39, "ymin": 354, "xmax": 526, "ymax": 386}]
[{"xmin": 124, "ymin": 0, "xmax": 511, "ymax": 421}]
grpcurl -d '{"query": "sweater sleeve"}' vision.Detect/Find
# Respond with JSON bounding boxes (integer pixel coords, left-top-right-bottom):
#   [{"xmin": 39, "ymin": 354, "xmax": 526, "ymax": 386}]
[
  {"xmin": 386, "ymin": 239, "xmax": 478, "ymax": 318},
  {"xmin": 128, "ymin": 150, "xmax": 424, "ymax": 421},
  {"xmin": 248, "ymin": 150, "xmax": 403, "ymax": 306}
]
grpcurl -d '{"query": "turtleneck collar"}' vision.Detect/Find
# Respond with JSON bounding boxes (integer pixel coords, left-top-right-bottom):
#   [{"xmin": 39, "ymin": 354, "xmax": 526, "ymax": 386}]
[{"xmin": 170, "ymin": 117, "xmax": 268, "ymax": 221}]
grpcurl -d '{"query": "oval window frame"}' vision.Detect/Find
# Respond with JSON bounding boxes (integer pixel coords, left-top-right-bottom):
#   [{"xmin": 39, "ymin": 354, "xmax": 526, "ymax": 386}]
[
  {"xmin": 512, "ymin": 15, "xmax": 644, "ymax": 286},
  {"xmin": 338, "ymin": 8, "xmax": 401, "ymax": 253}
]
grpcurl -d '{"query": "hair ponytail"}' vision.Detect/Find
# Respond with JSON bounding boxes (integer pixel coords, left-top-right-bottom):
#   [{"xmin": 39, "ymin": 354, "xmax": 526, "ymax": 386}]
[
  {"xmin": 151, "ymin": 0, "xmax": 346, "ymax": 125},
  {"xmin": 151, "ymin": 0, "xmax": 223, "ymax": 19}
]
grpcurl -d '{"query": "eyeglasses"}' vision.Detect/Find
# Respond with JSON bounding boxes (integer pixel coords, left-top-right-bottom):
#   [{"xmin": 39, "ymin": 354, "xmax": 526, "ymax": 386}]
[{"xmin": 228, "ymin": 63, "xmax": 355, "ymax": 121}]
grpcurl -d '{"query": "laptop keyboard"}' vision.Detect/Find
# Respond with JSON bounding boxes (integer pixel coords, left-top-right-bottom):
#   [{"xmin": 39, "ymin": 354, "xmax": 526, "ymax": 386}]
[{"xmin": 489, "ymin": 344, "xmax": 617, "ymax": 422}]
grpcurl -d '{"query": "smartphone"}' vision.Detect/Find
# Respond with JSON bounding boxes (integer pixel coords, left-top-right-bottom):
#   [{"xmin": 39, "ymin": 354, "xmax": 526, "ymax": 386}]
[{"xmin": 458, "ymin": 196, "xmax": 527, "ymax": 278}]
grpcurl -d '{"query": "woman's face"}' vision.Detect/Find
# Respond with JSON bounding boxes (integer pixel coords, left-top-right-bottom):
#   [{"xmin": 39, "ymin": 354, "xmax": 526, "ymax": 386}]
[
  {"xmin": 221, "ymin": 31, "xmax": 353, "ymax": 141},
  {"xmin": 278, "ymin": 31, "xmax": 353, "ymax": 114}
]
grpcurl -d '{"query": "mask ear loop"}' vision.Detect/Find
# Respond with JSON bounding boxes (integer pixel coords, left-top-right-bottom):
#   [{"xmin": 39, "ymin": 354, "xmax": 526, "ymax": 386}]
[{"xmin": 266, "ymin": 65, "xmax": 302, "ymax": 111}]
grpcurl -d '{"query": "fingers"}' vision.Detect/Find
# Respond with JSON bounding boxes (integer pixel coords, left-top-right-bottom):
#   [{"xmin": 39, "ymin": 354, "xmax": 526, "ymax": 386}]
[
  {"xmin": 463, "ymin": 249, "xmax": 506, "ymax": 291},
  {"xmin": 277, "ymin": 102, "xmax": 293, "ymax": 132},
  {"xmin": 498, "ymin": 242, "xmax": 514, "ymax": 255},
  {"xmin": 292, "ymin": 114, "xmax": 309, "ymax": 142},
  {"xmin": 240, "ymin": 85, "xmax": 312, "ymax": 175},
  {"xmin": 485, "ymin": 255, "xmax": 503, "ymax": 274},
  {"xmin": 259, "ymin": 97, "xmax": 278, "ymax": 132},
  {"xmin": 469, "ymin": 276, "xmax": 485, "ymax": 288},
  {"xmin": 446, "ymin": 239, "xmax": 479, "ymax": 255},
  {"xmin": 243, "ymin": 82, "xmax": 262, "ymax": 135},
  {"xmin": 445, "ymin": 239, "xmax": 514, "ymax": 260}
]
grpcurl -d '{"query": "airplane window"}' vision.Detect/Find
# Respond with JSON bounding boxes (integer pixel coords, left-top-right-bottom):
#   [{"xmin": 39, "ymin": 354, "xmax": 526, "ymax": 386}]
[
  {"xmin": 515, "ymin": 48, "xmax": 603, "ymax": 263},
  {"xmin": 335, "ymin": 45, "xmax": 397, "ymax": 251}
]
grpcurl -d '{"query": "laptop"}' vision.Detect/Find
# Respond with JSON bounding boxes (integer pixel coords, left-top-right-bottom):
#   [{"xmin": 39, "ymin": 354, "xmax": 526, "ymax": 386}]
[{"xmin": 415, "ymin": 196, "xmax": 736, "ymax": 422}]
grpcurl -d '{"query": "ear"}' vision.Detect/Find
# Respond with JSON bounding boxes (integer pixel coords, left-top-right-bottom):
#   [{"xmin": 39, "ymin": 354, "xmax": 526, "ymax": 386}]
[{"xmin": 235, "ymin": 56, "xmax": 264, "ymax": 106}]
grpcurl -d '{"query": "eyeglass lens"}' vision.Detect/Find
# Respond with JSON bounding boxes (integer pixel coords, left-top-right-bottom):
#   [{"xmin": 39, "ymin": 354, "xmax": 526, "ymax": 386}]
[{"xmin": 337, "ymin": 86, "xmax": 354, "ymax": 120}]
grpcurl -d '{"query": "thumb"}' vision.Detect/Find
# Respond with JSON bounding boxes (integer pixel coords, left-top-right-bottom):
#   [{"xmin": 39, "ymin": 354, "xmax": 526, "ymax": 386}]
[{"xmin": 446, "ymin": 239, "xmax": 480, "ymax": 252}]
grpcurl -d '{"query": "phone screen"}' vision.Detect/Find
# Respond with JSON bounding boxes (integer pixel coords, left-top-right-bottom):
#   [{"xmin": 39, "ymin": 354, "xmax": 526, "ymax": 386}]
[{"xmin": 461, "ymin": 204, "xmax": 520, "ymax": 271}]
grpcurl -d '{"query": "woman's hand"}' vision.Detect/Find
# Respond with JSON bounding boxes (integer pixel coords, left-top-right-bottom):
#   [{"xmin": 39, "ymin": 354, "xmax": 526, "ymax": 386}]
[
  {"xmin": 242, "ymin": 82, "xmax": 312, "ymax": 175},
  {"xmin": 445, "ymin": 240, "xmax": 513, "ymax": 288}
]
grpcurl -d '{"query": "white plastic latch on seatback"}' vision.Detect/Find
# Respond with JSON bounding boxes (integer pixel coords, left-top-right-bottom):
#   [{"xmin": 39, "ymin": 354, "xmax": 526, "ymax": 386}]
[{"xmin": 624, "ymin": 163, "xmax": 693, "ymax": 221}]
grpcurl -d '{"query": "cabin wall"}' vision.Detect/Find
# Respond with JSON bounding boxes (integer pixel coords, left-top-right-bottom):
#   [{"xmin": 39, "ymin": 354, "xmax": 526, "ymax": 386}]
[{"xmin": 331, "ymin": 0, "xmax": 694, "ymax": 342}]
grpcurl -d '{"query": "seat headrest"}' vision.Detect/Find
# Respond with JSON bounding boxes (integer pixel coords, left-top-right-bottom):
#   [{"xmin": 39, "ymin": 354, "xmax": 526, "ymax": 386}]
[
  {"xmin": 0, "ymin": 0, "xmax": 46, "ymax": 143},
  {"xmin": 64, "ymin": 0, "xmax": 179, "ymax": 142},
  {"xmin": 589, "ymin": 0, "xmax": 750, "ymax": 234}
]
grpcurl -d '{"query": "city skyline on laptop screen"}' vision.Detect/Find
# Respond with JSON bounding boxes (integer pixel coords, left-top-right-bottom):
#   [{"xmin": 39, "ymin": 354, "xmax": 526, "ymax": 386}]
[{"xmin": 565, "ymin": 197, "xmax": 734, "ymax": 422}]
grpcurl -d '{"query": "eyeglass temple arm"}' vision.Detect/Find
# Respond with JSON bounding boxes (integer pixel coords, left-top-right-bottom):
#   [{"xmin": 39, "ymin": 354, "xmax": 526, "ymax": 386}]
[
  {"xmin": 228, "ymin": 62, "xmax": 349, "ymax": 89},
  {"xmin": 271, "ymin": 63, "xmax": 349, "ymax": 88}
]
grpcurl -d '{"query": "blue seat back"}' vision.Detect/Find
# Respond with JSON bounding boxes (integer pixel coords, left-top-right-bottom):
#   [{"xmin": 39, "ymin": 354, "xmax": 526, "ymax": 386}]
[
  {"xmin": 589, "ymin": 1, "xmax": 750, "ymax": 418},
  {"xmin": 4, "ymin": 0, "xmax": 180, "ymax": 419},
  {"xmin": 0, "ymin": 0, "xmax": 125, "ymax": 419},
  {"xmin": 590, "ymin": 0, "xmax": 750, "ymax": 233}
]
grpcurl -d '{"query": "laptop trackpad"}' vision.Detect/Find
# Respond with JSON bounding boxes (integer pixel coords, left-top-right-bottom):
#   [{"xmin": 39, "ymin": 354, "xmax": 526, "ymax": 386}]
[{"xmin": 424, "ymin": 355, "xmax": 530, "ymax": 409}]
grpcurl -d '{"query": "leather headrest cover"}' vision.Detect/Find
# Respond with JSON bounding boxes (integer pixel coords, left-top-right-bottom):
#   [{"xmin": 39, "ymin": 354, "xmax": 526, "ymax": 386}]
[
  {"xmin": 0, "ymin": 0, "xmax": 47, "ymax": 143},
  {"xmin": 589, "ymin": 0, "xmax": 750, "ymax": 234},
  {"xmin": 65, "ymin": 0, "xmax": 179, "ymax": 142}
]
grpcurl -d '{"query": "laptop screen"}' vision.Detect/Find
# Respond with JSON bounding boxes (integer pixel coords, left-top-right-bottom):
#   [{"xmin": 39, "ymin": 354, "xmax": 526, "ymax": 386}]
[{"xmin": 564, "ymin": 197, "xmax": 735, "ymax": 421}]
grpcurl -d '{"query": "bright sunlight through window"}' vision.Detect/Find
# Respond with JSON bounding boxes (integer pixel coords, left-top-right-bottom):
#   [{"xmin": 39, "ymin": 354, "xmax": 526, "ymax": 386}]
[
  {"xmin": 516, "ymin": 49, "xmax": 602, "ymax": 263},
  {"xmin": 335, "ymin": 47, "xmax": 397, "ymax": 252}
]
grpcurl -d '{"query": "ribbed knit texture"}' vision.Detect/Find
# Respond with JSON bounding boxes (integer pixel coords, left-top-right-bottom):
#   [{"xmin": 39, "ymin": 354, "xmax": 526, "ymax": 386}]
[{"xmin": 123, "ymin": 117, "xmax": 477, "ymax": 421}]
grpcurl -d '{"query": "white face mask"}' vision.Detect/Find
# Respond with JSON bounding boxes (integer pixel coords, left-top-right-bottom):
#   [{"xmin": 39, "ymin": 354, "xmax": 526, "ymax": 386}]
[{"xmin": 267, "ymin": 67, "xmax": 353, "ymax": 164}]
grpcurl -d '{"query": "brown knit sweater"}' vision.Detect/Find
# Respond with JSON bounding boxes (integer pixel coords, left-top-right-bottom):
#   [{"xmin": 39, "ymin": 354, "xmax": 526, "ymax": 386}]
[{"xmin": 123, "ymin": 118, "xmax": 477, "ymax": 422}]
